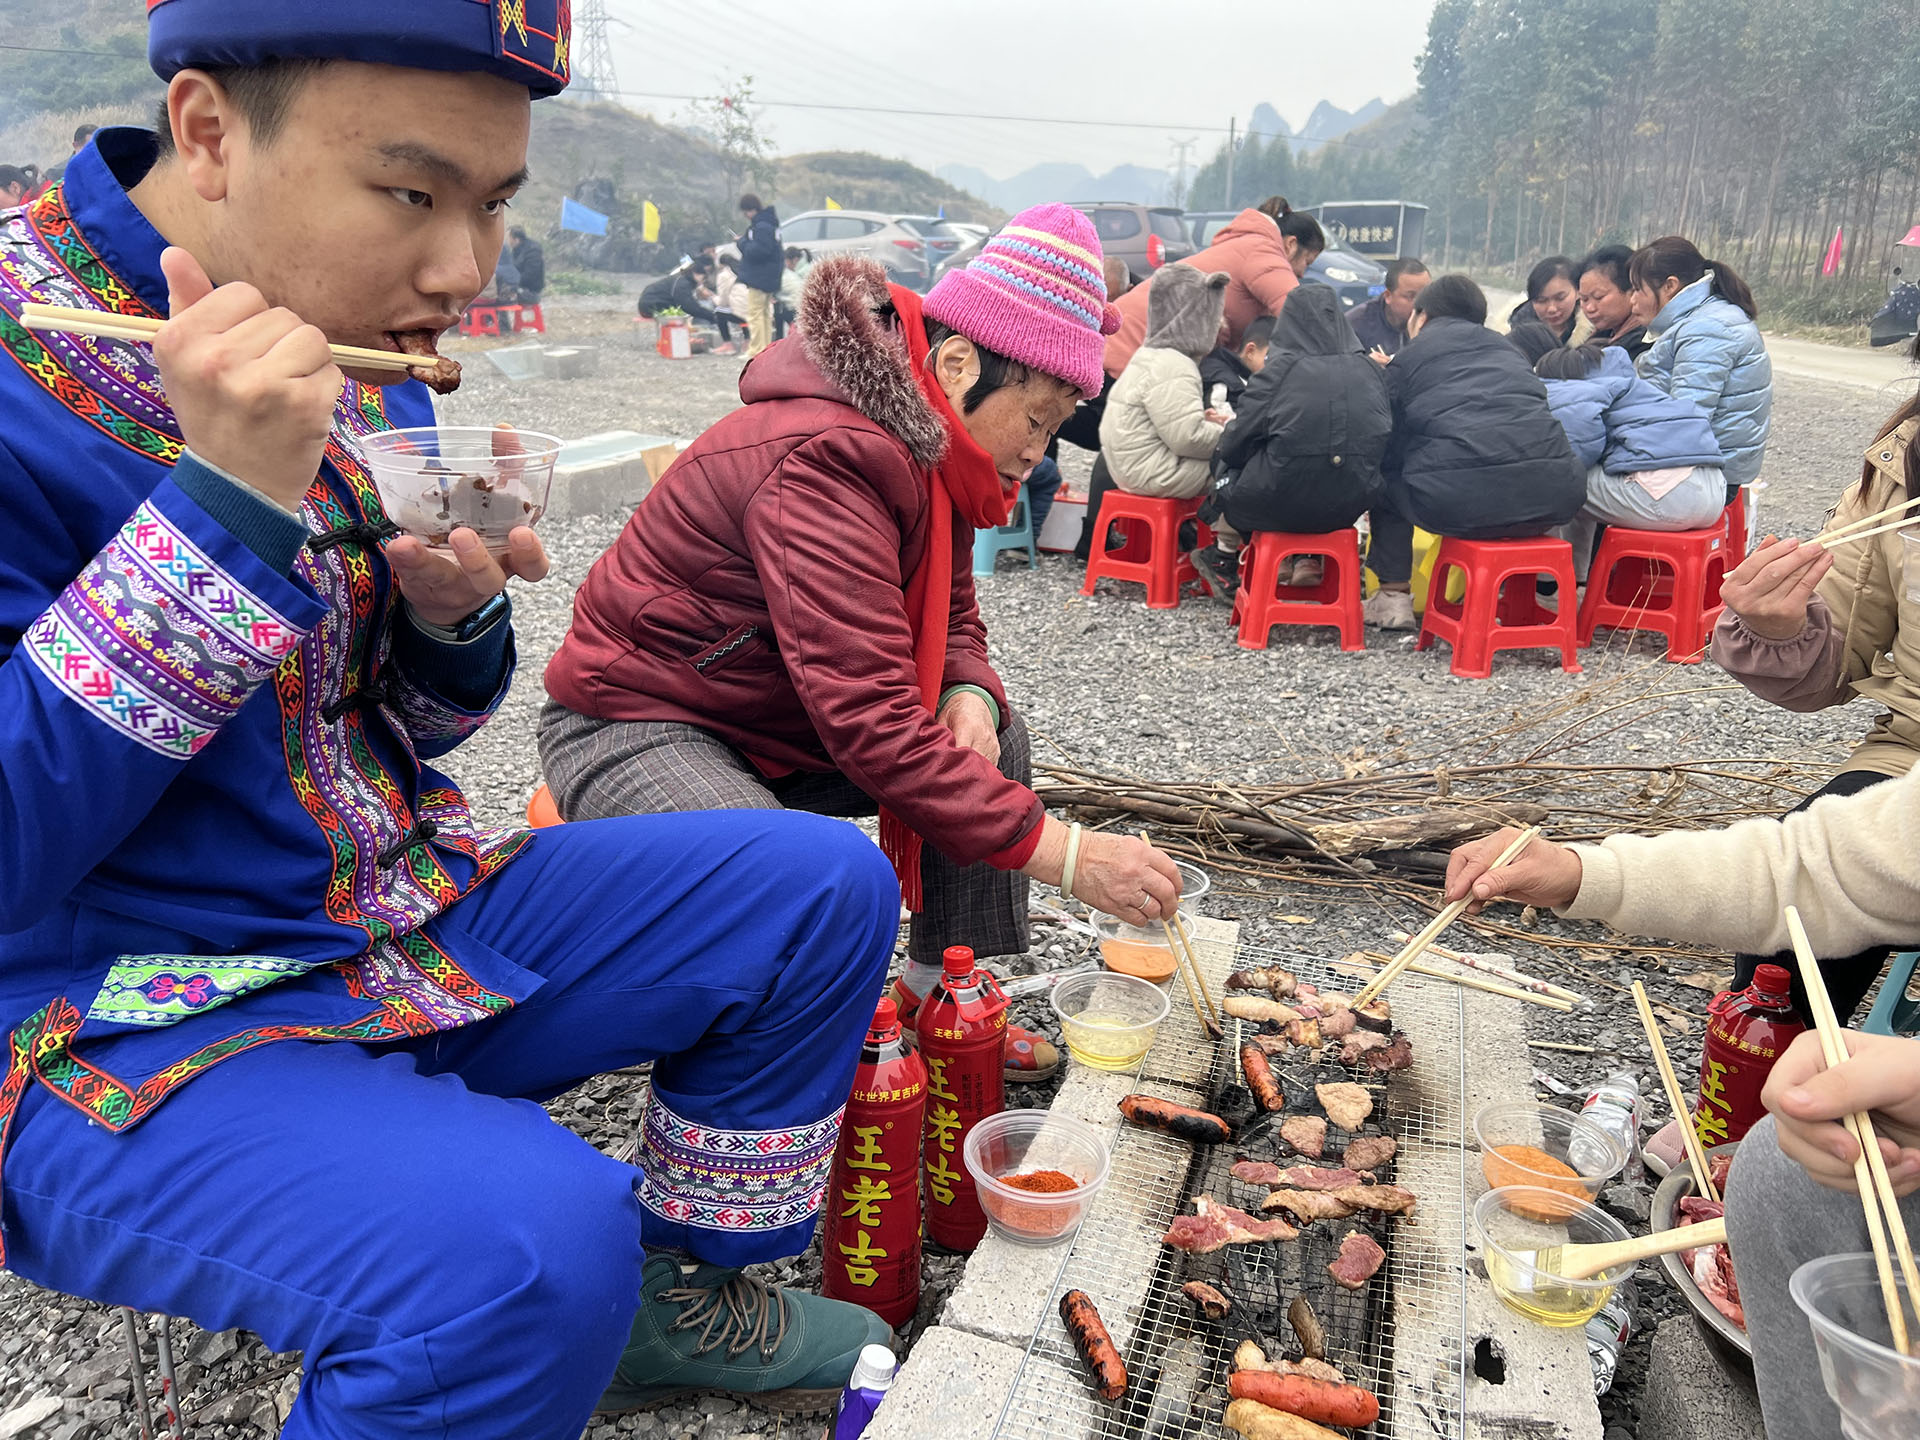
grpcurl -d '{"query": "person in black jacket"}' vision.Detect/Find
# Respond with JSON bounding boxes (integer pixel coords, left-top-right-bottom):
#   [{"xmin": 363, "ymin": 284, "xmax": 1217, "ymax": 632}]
[
  {"xmin": 1191, "ymin": 288, "xmax": 1391, "ymax": 599},
  {"xmin": 734, "ymin": 193, "xmax": 784, "ymax": 358},
  {"xmin": 637, "ymin": 256, "xmax": 718, "ymax": 321},
  {"xmin": 1199, "ymin": 315, "xmax": 1274, "ymax": 411},
  {"xmin": 507, "ymin": 226, "xmax": 545, "ymax": 302},
  {"xmin": 1364, "ymin": 275, "xmax": 1587, "ymax": 630}
]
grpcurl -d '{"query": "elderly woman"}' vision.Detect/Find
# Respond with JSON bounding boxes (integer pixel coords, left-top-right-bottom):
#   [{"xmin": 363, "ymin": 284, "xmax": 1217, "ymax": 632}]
[{"xmin": 541, "ymin": 205, "xmax": 1180, "ymax": 1073}]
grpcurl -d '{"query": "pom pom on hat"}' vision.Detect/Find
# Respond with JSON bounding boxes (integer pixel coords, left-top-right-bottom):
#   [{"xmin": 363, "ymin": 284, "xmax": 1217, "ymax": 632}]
[{"xmin": 924, "ymin": 203, "xmax": 1116, "ymax": 397}]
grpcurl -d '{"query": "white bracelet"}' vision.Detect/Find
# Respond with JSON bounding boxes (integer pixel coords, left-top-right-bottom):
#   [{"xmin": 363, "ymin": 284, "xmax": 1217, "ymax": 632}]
[{"xmin": 1060, "ymin": 822, "xmax": 1084, "ymax": 903}]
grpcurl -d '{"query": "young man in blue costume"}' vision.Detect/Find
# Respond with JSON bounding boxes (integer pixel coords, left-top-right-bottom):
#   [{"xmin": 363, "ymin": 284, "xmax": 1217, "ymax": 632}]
[{"xmin": 0, "ymin": 4, "xmax": 900, "ymax": 1434}]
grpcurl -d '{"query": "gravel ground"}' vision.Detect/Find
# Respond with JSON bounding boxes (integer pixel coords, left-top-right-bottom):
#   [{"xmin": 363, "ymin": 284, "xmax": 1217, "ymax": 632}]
[{"xmin": 0, "ymin": 292, "xmax": 1907, "ymax": 1440}]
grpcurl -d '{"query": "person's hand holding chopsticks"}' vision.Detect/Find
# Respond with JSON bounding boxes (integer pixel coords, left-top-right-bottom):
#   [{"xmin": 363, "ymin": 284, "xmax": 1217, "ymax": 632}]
[
  {"xmin": 1764, "ymin": 1029, "xmax": 1920, "ymax": 1196},
  {"xmin": 1444, "ymin": 825, "xmax": 1584, "ymax": 912},
  {"xmin": 153, "ymin": 246, "xmax": 343, "ymax": 513},
  {"xmin": 1719, "ymin": 534, "xmax": 1834, "ymax": 640}
]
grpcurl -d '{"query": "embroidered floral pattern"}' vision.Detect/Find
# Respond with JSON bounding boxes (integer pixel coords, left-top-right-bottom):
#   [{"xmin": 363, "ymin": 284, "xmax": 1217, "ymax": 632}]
[
  {"xmin": 87, "ymin": 955, "xmax": 314, "ymax": 1027},
  {"xmin": 637, "ymin": 1096, "xmax": 845, "ymax": 1234}
]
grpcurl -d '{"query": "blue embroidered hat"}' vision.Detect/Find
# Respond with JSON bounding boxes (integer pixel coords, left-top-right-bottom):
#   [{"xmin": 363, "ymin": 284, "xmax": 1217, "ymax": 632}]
[{"xmin": 146, "ymin": 0, "xmax": 572, "ymax": 98}]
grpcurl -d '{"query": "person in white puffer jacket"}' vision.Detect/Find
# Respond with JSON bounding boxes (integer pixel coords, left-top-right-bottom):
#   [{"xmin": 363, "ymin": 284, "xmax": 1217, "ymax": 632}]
[{"xmin": 1099, "ymin": 263, "xmax": 1231, "ymax": 501}]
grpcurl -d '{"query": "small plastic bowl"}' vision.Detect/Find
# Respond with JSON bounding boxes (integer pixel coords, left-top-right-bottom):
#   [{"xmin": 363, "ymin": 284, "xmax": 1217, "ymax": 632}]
[
  {"xmin": 1793, "ymin": 1252, "xmax": 1920, "ymax": 1440},
  {"xmin": 1051, "ymin": 971, "xmax": 1169, "ymax": 1072},
  {"xmin": 1473, "ymin": 1186, "xmax": 1635, "ymax": 1328},
  {"xmin": 964, "ymin": 1110, "xmax": 1112, "ymax": 1246},
  {"xmin": 1473, "ymin": 1100, "xmax": 1628, "ymax": 1209},
  {"xmin": 1174, "ymin": 861, "xmax": 1211, "ymax": 905},
  {"xmin": 1093, "ymin": 862, "xmax": 1211, "ymax": 982},
  {"xmin": 359, "ymin": 425, "xmax": 563, "ymax": 554}
]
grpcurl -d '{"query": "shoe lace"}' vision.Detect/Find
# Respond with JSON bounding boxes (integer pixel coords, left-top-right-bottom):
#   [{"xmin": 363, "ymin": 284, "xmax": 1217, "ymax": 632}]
[{"xmin": 658, "ymin": 1271, "xmax": 791, "ymax": 1362}]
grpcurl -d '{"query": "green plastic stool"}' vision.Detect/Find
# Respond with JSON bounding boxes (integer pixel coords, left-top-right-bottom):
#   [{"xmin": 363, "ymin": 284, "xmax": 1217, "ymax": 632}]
[{"xmin": 1861, "ymin": 951, "xmax": 1920, "ymax": 1036}]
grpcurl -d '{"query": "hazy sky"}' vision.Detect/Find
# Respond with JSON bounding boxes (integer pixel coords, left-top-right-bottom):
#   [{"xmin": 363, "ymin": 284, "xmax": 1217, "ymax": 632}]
[{"xmin": 600, "ymin": 0, "xmax": 1436, "ymax": 178}]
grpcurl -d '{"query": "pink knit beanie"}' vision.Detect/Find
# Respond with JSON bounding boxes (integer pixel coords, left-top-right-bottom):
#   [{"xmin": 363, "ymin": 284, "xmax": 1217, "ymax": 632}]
[{"xmin": 923, "ymin": 203, "xmax": 1120, "ymax": 397}]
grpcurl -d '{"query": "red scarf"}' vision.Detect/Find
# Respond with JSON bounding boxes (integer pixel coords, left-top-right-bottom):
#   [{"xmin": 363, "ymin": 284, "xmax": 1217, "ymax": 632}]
[{"xmin": 882, "ymin": 286, "xmax": 1014, "ymax": 909}]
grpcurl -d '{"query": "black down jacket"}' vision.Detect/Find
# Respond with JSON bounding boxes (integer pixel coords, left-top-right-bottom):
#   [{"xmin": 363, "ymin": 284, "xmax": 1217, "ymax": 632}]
[
  {"xmin": 1215, "ymin": 286, "xmax": 1392, "ymax": 535},
  {"xmin": 1383, "ymin": 316, "xmax": 1586, "ymax": 536}
]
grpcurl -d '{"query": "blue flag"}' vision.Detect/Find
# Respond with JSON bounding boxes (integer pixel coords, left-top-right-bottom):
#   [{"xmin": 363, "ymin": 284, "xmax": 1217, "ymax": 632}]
[
  {"xmin": 561, "ymin": 195, "xmax": 609, "ymax": 236},
  {"xmin": 937, "ymin": 204, "xmax": 945, "ymax": 219}
]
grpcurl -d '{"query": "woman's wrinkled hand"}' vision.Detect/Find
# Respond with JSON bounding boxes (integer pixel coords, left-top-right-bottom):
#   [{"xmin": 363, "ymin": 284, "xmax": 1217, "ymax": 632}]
[
  {"xmin": 1073, "ymin": 831, "xmax": 1181, "ymax": 928},
  {"xmin": 1443, "ymin": 827, "xmax": 1584, "ymax": 913},
  {"xmin": 938, "ymin": 692, "xmax": 1000, "ymax": 766},
  {"xmin": 1719, "ymin": 535, "xmax": 1833, "ymax": 641}
]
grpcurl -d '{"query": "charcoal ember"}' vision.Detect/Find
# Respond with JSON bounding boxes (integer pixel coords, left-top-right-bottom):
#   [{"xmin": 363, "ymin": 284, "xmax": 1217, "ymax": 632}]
[{"xmin": 1216, "ymin": 1084, "xmax": 1260, "ymax": 1134}]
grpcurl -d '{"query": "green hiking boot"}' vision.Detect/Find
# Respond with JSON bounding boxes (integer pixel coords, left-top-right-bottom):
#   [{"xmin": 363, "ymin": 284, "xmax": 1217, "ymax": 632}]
[{"xmin": 596, "ymin": 1254, "xmax": 893, "ymax": 1415}]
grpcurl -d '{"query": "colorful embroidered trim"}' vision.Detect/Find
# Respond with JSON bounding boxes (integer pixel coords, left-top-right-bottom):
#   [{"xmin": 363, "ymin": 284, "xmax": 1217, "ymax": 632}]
[
  {"xmin": 637, "ymin": 1097, "xmax": 845, "ymax": 1234},
  {"xmin": 87, "ymin": 955, "xmax": 313, "ymax": 1028},
  {"xmin": 24, "ymin": 499, "xmax": 308, "ymax": 757}
]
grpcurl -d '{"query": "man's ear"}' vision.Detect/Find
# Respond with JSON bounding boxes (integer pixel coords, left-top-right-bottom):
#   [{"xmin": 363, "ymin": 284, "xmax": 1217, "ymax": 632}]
[{"xmin": 165, "ymin": 69, "xmax": 242, "ymax": 203}]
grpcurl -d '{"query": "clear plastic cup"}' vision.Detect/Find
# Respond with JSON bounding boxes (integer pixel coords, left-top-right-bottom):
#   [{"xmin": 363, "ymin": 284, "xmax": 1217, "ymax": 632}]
[
  {"xmin": 1051, "ymin": 970, "xmax": 1168, "ymax": 1072},
  {"xmin": 1473, "ymin": 1186, "xmax": 1635, "ymax": 1328},
  {"xmin": 963, "ymin": 1110, "xmax": 1111, "ymax": 1246},
  {"xmin": 358, "ymin": 426, "xmax": 563, "ymax": 554},
  {"xmin": 1793, "ymin": 1251, "xmax": 1920, "ymax": 1440},
  {"xmin": 1093, "ymin": 861, "xmax": 1210, "ymax": 981},
  {"xmin": 1473, "ymin": 1100, "xmax": 1628, "ymax": 1212}
]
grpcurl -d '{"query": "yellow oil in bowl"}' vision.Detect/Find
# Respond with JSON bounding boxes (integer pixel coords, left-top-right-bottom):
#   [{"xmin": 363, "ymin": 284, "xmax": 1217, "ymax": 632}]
[
  {"xmin": 1061, "ymin": 1011, "xmax": 1156, "ymax": 1071},
  {"xmin": 1484, "ymin": 1250, "xmax": 1619, "ymax": 1327},
  {"xmin": 1474, "ymin": 1186, "xmax": 1635, "ymax": 1330}
]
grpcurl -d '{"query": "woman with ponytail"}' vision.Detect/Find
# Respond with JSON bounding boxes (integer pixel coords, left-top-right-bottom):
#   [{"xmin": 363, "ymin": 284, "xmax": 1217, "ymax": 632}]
[{"xmin": 1629, "ymin": 236, "xmax": 1772, "ymax": 502}]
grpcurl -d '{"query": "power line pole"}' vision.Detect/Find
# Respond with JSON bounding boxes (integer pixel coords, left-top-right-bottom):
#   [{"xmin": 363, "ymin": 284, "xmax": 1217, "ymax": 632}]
[
  {"xmin": 1169, "ymin": 136, "xmax": 1197, "ymax": 207},
  {"xmin": 573, "ymin": 0, "xmax": 621, "ymax": 102},
  {"xmin": 1224, "ymin": 117, "xmax": 1237, "ymax": 211}
]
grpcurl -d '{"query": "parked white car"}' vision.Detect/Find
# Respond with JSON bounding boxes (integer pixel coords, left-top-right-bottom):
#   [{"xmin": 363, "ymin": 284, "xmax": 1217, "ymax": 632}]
[{"xmin": 777, "ymin": 210, "xmax": 965, "ymax": 291}]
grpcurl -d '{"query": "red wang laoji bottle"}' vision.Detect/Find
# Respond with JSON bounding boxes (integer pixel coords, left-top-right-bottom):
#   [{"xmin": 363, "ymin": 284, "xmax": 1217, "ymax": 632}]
[
  {"xmin": 915, "ymin": 946, "xmax": 1009, "ymax": 1252},
  {"xmin": 822, "ymin": 998, "xmax": 927, "ymax": 1326},
  {"xmin": 1692, "ymin": 963, "xmax": 1807, "ymax": 1147}
]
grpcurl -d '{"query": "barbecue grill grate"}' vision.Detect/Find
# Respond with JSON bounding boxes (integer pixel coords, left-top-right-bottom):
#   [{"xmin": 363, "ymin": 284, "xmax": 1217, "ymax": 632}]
[{"xmin": 993, "ymin": 939, "xmax": 1468, "ymax": 1440}]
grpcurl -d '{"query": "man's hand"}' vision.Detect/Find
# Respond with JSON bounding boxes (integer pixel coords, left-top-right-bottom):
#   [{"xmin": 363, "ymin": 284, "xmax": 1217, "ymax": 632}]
[
  {"xmin": 1443, "ymin": 826, "xmax": 1584, "ymax": 913},
  {"xmin": 1369, "ymin": 347, "xmax": 1391, "ymax": 366},
  {"xmin": 386, "ymin": 527, "xmax": 549, "ymax": 626},
  {"xmin": 1765, "ymin": 1030, "xmax": 1920, "ymax": 1195},
  {"xmin": 152, "ymin": 247, "xmax": 343, "ymax": 512},
  {"xmin": 938, "ymin": 692, "xmax": 1000, "ymax": 766},
  {"xmin": 1719, "ymin": 535, "xmax": 1832, "ymax": 641}
]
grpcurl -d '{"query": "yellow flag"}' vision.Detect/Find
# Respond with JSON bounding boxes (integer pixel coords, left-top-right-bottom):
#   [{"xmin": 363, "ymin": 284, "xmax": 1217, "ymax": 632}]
[
  {"xmin": 642, "ymin": 200, "xmax": 661, "ymax": 244},
  {"xmin": 824, "ymin": 196, "xmax": 842, "ymax": 210}
]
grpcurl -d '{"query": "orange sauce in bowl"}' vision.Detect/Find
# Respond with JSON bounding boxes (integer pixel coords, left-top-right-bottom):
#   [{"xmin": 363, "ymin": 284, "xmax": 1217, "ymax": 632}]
[
  {"xmin": 1100, "ymin": 937, "xmax": 1176, "ymax": 981},
  {"xmin": 1483, "ymin": 1144, "xmax": 1590, "ymax": 1219}
]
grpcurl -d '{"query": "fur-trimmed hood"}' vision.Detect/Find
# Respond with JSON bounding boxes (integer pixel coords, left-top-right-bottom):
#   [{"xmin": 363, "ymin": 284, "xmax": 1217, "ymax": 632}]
[{"xmin": 737, "ymin": 254, "xmax": 948, "ymax": 469}]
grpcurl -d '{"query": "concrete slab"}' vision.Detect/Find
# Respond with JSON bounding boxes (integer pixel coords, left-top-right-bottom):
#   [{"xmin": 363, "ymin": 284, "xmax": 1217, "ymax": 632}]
[
  {"xmin": 864, "ymin": 1326, "xmax": 1026, "ymax": 1440},
  {"xmin": 1637, "ymin": 1318, "xmax": 1764, "ymax": 1440},
  {"xmin": 547, "ymin": 430, "xmax": 681, "ymax": 520}
]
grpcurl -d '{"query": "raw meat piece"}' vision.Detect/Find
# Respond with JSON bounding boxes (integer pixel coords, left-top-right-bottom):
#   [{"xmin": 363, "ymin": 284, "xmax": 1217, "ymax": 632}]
[
  {"xmin": 1316, "ymin": 1082, "xmax": 1375, "ymax": 1131},
  {"xmin": 1707, "ymin": 1152, "xmax": 1734, "ymax": 1191},
  {"xmin": 1163, "ymin": 1196, "xmax": 1300, "ymax": 1253},
  {"xmin": 1678, "ymin": 1195, "xmax": 1745, "ymax": 1328},
  {"xmin": 1337, "ymin": 1032, "xmax": 1390, "ymax": 1064},
  {"xmin": 1279, "ymin": 1115, "xmax": 1328, "ymax": 1159},
  {"xmin": 1328, "ymin": 1231, "xmax": 1387, "ymax": 1289},
  {"xmin": 1317, "ymin": 1008, "xmax": 1358, "ymax": 1039},
  {"xmin": 1342, "ymin": 1135, "xmax": 1398, "ymax": 1171},
  {"xmin": 1358, "ymin": 1032, "xmax": 1413, "ymax": 1073},
  {"xmin": 1261, "ymin": 1188, "xmax": 1357, "ymax": 1221},
  {"xmin": 1230, "ymin": 1162, "xmax": 1364, "ymax": 1190},
  {"xmin": 1330, "ymin": 1183, "xmax": 1417, "ymax": 1215}
]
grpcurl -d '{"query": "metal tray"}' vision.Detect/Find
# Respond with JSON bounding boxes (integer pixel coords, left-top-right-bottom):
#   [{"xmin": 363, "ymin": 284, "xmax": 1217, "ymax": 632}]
[{"xmin": 1651, "ymin": 1142, "xmax": 1750, "ymax": 1367}]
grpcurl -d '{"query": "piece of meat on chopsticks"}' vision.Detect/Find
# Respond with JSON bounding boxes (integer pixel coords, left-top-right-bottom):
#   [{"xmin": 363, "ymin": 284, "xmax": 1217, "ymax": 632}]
[
  {"xmin": 1328, "ymin": 1231, "xmax": 1388, "ymax": 1290},
  {"xmin": 1316, "ymin": 1082, "xmax": 1375, "ymax": 1131},
  {"xmin": 1163, "ymin": 1196, "xmax": 1299, "ymax": 1253},
  {"xmin": 1261, "ymin": 1188, "xmax": 1357, "ymax": 1221},
  {"xmin": 1330, "ymin": 1183, "xmax": 1417, "ymax": 1215},
  {"xmin": 1354, "ymin": 998, "xmax": 1393, "ymax": 1032},
  {"xmin": 1230, "ymin": 1162, "xmax": 1364, "ymax": 1191},
  {"xmin": 1342, "ymin": 1135, "xmax": 1398, "ymax": 1172},
  {"xmin": 1357, "ymin": 1032, "xmax": 1413, "ymax": 1073},
  {"xmin": 1279, "ymin": 1115, "xmax": 1328, "ymax": 1159},
  {"xmin": 407, "ymin": 354, "xmax": 463, "ymax": 394}
]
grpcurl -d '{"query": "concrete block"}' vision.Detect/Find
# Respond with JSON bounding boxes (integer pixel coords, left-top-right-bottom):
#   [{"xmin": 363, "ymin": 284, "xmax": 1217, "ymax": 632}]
[
  {"xmin": 1636, "ymin": 1319, "xmax": 1764, "ymax": 1440},
  {"xmin": 542, "ymin": 345, "xmax": 599, "ymax": 379},
  {"xmin": 547, "ymin": 430, "xmax": 681, "ymax": 520},
  {"xmin": 863, "ymin": 1325, "xmax": 1026, "ymax": 1440}
]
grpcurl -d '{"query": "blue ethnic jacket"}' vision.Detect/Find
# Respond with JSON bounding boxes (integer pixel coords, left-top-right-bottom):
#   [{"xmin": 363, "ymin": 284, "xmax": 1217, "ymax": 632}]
[{"xmin": 0, "ymin": 131, "xmax": 535, "ymax": 1253}]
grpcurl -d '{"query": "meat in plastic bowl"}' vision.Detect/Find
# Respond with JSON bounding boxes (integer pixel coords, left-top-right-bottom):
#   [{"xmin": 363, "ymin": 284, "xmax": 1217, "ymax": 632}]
[
  {"xmin": 963, "ymin": 1110, "xmax": 1111, "ymax": 1247},
  {"xmin": 1793, "ymin": 1251, "xmax": 1920, "ymax": 1440},
  {"xmin": 359, "ymin": 425, "xmax": 562, "ymax": 554}
]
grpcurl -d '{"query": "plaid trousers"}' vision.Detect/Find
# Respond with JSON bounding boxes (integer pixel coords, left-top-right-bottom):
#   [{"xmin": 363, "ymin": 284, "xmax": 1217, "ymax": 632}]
[{"xmin": 538, "ymin": 701, "xmax": 1032, "ymax": 962}]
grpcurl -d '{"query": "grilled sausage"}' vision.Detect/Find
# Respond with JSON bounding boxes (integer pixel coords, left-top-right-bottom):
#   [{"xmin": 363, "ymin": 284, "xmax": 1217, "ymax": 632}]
[
  {"xmin": 1118, "ymin": 1095, "xmax": 1233, "ymax": 1145},
  {"xmin": 1060, "ymin": 1289, "xmax": 1128, "ymax": 1401},
  {"xmin": 1239, "ymin": 1044, "xmax": 1285, "ymax": 1112},
  {"xmin": 1228, "ymin": 1371, "xmax": 1381, "ymax": 1429}
]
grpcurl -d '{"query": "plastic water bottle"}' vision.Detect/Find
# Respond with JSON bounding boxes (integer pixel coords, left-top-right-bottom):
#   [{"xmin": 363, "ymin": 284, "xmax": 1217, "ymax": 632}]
[
  {"xmin": 1576, "ymin": 1073, "xmax": 1644, "ymax": 1185},
  {"xmin": 830, "ymin": 1344, "xmax": 899, "ymax": 1440},
  {"xmin": 1586, "ymin": 1292, "xmax": 1632, "ymax": 1396}
]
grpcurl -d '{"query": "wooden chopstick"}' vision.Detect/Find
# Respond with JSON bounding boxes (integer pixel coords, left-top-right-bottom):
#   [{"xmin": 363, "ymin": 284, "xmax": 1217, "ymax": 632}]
[
  {"xmin": 1354, "ymin": 825, "xmax": 1542, "ymax": 1007},
  {"xmin": 1787, "ymin": 906, "xmax": 1920, "ymax": 1355},
  {"xmin": 1630, "ymin": 980, "xmax": 1720, "ymax": 1204},
  {"xmin": 1136, "ymin": 831, "xmax": 1221, "ymax": 1038},
  {"xmin": 1338, "ymin": 952, "xmax": 1575, "ymax": 1010},
  {"xmin": 1168, "ymin": 911, "xmax": 1221, "ymax": 1027},
  {"xmin": 1816, "ymin": 515, "xmax": 1920, "ymax": 550},
  {"xmin": 1818, "ymin": 493, "xmax": 1920, "ymax": 543},
  {"xmin": 19, "ymin": 303, "xmax": 423, "ymax": 373}
]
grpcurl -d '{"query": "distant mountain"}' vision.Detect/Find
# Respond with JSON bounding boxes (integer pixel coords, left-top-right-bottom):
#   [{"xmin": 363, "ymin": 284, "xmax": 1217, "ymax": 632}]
[
  {"xmin": 1248, "ymin": 103, "xmax": 1291, "ymax": 142},
  {"xmin": 1292, "ymin": 98, "xmax": 1388, "ymax": 155},
  {"xmin": 933, "ymin": 161, "xmax": 1176, "ymax": 212}
]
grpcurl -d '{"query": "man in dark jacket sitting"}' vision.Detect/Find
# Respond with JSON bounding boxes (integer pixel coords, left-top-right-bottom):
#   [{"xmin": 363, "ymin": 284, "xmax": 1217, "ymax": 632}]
[
  {"xmin": 734, "ymin": 193, "xmax": 784, "ymax": 359},
  {"xmin": 508, "ymin": 225, "xmax": 546, "ymax": 302},
  {"xmin": 1349, "ymin": 258, "xmax": 1429, "ymax": 360}
]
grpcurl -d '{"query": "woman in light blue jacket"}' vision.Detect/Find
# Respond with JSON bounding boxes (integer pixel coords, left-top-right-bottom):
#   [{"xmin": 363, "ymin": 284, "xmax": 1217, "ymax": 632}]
[{"xmin": 1631, "ymin": 236, "xmax": 1771, "ymax": 503}]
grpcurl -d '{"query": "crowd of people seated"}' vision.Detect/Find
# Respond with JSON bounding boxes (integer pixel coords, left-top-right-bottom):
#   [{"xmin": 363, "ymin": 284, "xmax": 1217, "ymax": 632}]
[{"xmin": 1042, "ymin": 204, "xmax": 1774, "ymax": 637}]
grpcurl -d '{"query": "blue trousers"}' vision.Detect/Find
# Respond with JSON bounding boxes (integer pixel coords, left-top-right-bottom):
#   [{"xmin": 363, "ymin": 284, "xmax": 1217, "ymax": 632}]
[{"xmin": 0, "ymin": 811, "xmax": 897, "ymax": 1440}]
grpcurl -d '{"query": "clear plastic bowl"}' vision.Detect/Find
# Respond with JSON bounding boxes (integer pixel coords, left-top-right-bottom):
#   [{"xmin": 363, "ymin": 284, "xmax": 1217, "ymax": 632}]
[
  {"xmin": 359, "ymin": 425, "xmax": 562, "ymax": 553},
  {"xmin": 1051, "ymin": 970, "xmax": 1169, "ymax": 1072},
  {"xmin": 1473, "ymin": 1100, "xmax": 1628, "ymax": 1207},
  {"xmin": 1092, "ymin": 861, "xmax": 1210, "ymax": 982},
  {"xmin": 1174, "ymin": 860, "xmax": 1210, "ymax": 905},
  {"xmin": 963, "ymin": 1110, "xmax": 1111, "ymax": 1246},
  {"xmin": 1793, "ymin": 1251, "xmax": 1920, "ymax": 1440},
  {"xmin": 1473, "ymin": 1185, "xmax": 1635, "ymax": 1328}
]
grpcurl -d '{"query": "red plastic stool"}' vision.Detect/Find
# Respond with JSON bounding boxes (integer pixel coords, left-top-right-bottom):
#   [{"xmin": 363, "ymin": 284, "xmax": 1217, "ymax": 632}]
[
  {"xmin": 1082, "ymin": 492, "xmax": 1204, "ymax": 609},
  {"xmin": 1576, "ymin": 524, "xmax": 1730, "ymax": 663},
  {"xmin": 512, "ymin": 303, "xmax": 547, "ymax": 335},
  {"xmin": 460, "ymin": 304, "xmax": 505, "ymax": 338},
  {"xmin": 1232, "ymin": 529, "xmax": 1364, "ymax": 651},
  {"xmin": 1417, "ymin": 536, "xmax": 1582, "ymax": 679},
  {"xmin": 1720, "ymin": 488, "xmax": 1748, "ymax": 562},
  {"xmin": 526, "ymin": 783, "xmax": 564, "ymax": 828}
]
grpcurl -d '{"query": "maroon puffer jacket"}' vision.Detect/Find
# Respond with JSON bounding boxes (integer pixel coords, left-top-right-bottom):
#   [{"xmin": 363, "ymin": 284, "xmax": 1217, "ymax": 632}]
[{"xmin": 544, "ymin": 258, "xmax": 1044, "ymax": 869}]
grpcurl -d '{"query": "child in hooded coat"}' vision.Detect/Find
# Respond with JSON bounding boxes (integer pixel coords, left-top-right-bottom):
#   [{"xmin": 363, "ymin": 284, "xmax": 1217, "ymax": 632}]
[{"xmin": 1099, "ymin": 265, "xmax": 1232, "ymax": 502}]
